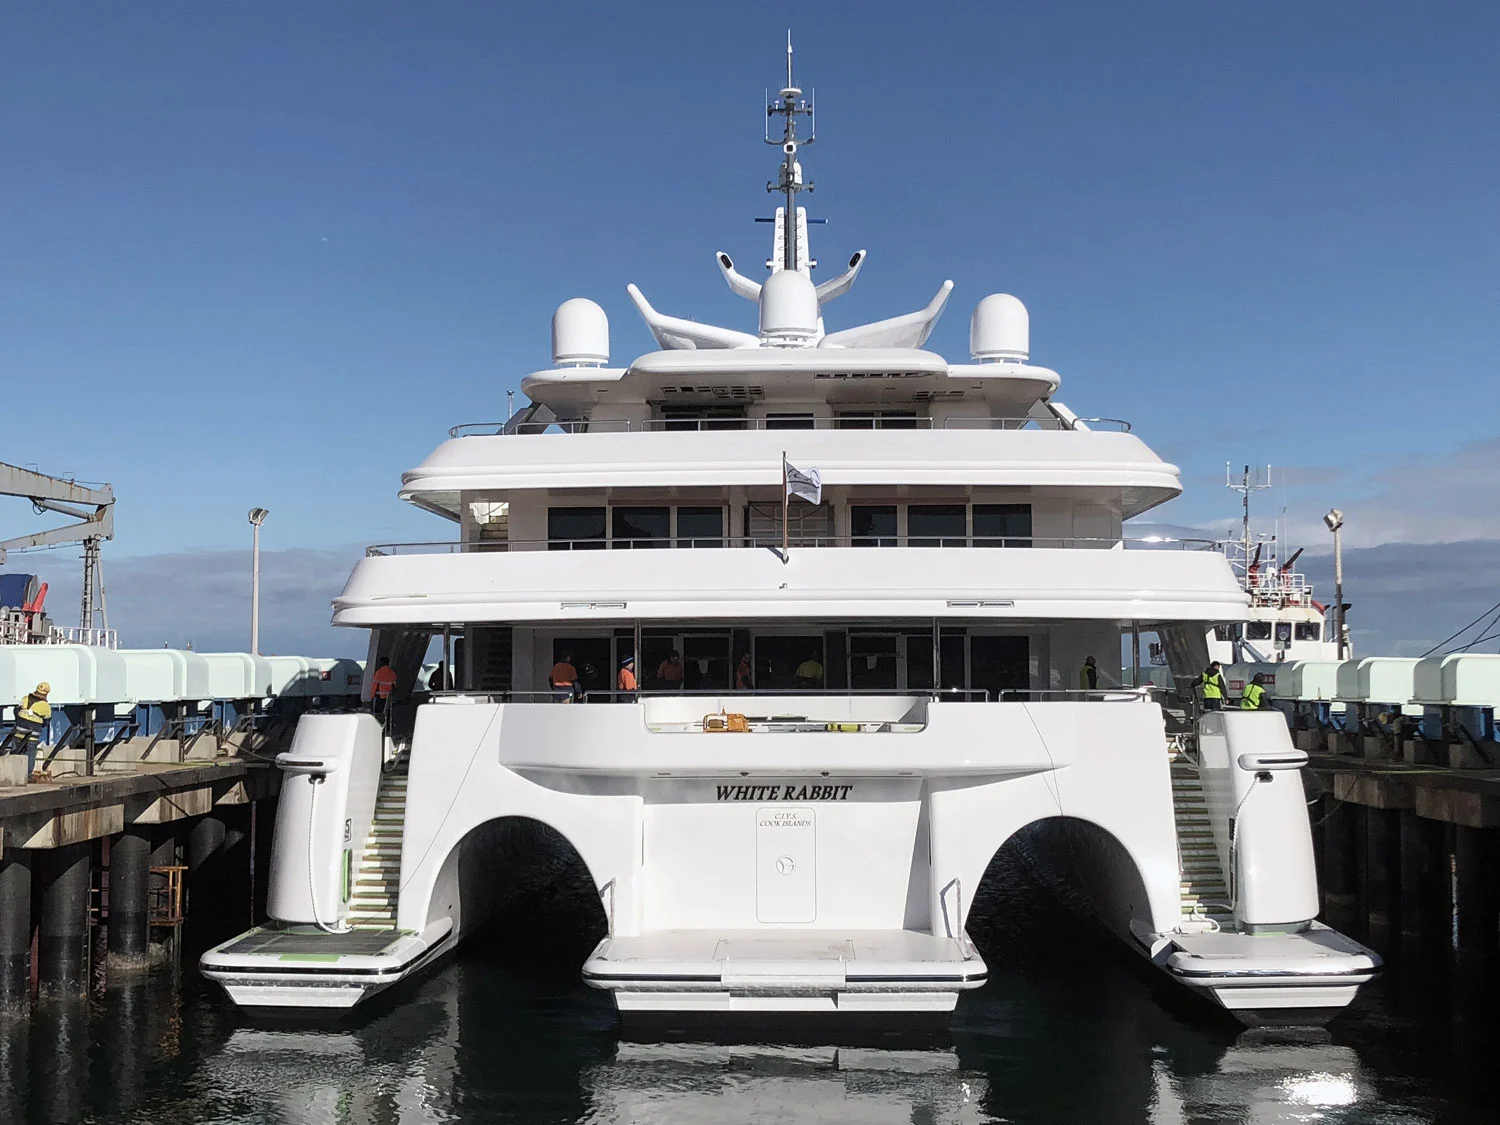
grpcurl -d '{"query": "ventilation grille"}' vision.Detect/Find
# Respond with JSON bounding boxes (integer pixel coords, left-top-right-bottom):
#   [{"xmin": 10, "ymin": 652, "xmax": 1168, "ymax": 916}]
[
  {"xmin": 813, "ymin": 371, "xmax": 930, "ymax": 380},
  {"xmin": 660, "ymin": 385, "xmax": 765, "ymax": 399}
]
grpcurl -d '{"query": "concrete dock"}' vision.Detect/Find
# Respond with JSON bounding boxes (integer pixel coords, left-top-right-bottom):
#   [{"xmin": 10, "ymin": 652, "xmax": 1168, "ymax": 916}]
[
  {"xmin": 0, "ymin": 757, "xmax": 282, "ymax": 1011},
  {"xmin": 1306, "ymin": 752, "xmax": 1499, "ymax": 965}
]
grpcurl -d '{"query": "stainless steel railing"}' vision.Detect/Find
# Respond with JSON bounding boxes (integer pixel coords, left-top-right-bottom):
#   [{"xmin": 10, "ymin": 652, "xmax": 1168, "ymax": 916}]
[
  {"xmin": 448, "ymin": 416, "xmax": 1133, "ymax": 437},
  {"xmin": 365, "ymin": 534, "xmax": 1219, "ymax": 557}
]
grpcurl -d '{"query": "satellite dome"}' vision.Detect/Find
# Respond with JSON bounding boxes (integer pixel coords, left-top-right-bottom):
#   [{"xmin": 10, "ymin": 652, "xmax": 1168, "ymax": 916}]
[
  {"xmin": 551, "ymin": 298, "xmax": 609, "ymax": 367},
  {"xmin": 758, "ymin": 269, "xmax": 819, "ymax": 344},
  {"xmin": 970, "ymin": 293, "xmax": 1029, "ymax": 362}
]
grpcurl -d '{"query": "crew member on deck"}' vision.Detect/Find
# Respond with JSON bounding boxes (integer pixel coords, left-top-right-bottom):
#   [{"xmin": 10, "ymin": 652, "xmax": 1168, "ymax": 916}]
[
  {"xmin": 735, "ymin": 652, "xmax": 754, "ymax": 691},
  {"xmin": 1201, "ymin": 661, "xmax": 1228, "ymax": 711},
  {"xmin": 1241, "ymin": 673, "xmax": 1269, "ymax": 710},
  {"xmin": 656, "ymin": 650, "xmax": 685, "ymax": 691},
  {"xmin": 617, "ymin": 655, "xmax": 637, "ymax": 701},
  {"xmin": 550, "ymin": 651, "xmax": 579, "ymax": 703},
  {"xmin": 795, "ymin": 653, "xmax": 824, "ymax": 689},
  {"xmin": 370, "ymin": 658, "xmax": 397, "ymax": 716},
  {"xmin": 1079, "ymin": 655, "xmax": 1098, "ymax": 691}
]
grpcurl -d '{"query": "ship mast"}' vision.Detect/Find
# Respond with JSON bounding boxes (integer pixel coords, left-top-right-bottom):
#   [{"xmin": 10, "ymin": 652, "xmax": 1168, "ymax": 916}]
[{"xmin": 765, "ymin": 32, "xmax": 815, "ymax": 273}]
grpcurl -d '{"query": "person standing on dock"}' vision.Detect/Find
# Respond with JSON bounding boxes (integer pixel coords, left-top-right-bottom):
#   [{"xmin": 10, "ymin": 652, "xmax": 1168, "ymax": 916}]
[
  {"xmin": 1241, "ymin": 673, "xmax": 1269, "ymax": 710},
  {"xmin": 1079, "ymin": 655, "xmax": 1099, "ymax": 692},
  {"xmin": 1201, "ymin": 661, "xmax": 1228, "ymax": 711},
  {"xmin": 8, "ymin": 681, "xmax": 51, "ymax": 776}
]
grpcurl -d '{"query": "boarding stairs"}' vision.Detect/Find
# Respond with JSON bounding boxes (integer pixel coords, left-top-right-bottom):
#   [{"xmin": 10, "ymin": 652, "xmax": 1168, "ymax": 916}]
[
  {"xmin": 1168, "ymin": 740, "xmax": 1233, "ymax": 929},
  {"xmin": 348, "ymin": 769, "xmax": 408, "ymax": 930}
]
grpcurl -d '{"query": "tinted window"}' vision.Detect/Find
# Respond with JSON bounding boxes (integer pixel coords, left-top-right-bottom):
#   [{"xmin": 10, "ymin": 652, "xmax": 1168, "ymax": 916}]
[
  {"xmin": 851, "ymin": 505, "xmax": 898, "ymax": 547},
  {"xmin": 661, "ymin": 406, "xmax": 746, "ymax": 431},
  {"xmin": 835, "ymin": 411, "xmax": 918, "ymax": 430},
  {"xmin": 973, "ymin": 504, "xmax": 1032, "ymax": 547},
  {"xmin": 612, "ymin": 506, "xmax": 670, "ymax": 547},
  {"xmin": 745, "ymin": 503, "xmax": 832, "ymax": 547},
  {"xmin": 677, "ymin": 506, "xmax": 724, "ymax": 548},
  {"xmin": 766, "ymin": 413, "xmax": 815, "ymax": 430},
  {"xmin": 1245, "ymin": 621, "xmax": 1272, "ymax": 640},
  {"xmin": 1295, "ymin": 622, "xmax": 1321, "ymax": 641},
  {"xmin": 548, "ymin": 507, "xmax": 606, "ymax": 550},
  {"xmin": 909, "ymin": 504, "xmax": 967, "ymax": 547}
]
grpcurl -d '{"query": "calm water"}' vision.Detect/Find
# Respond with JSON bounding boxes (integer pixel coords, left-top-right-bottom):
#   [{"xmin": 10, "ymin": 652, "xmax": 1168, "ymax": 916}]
[{"xmin": 1, "ymin": 887, "xmax": 1495, "ymax": 1124}]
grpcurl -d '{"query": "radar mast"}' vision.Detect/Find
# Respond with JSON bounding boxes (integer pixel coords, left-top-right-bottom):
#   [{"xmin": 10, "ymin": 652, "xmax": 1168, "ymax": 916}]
[{"xmin": 765, "ymin": 32, "xmax": 815, "ymax": 273}]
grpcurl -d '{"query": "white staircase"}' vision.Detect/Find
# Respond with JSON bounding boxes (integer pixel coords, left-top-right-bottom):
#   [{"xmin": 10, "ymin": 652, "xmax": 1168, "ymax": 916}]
[
  {"xmin": 348, "ymin": 771, "xmax": 408, "ymax": 930},
  {"xmin": 1168, "ymin": 742, "xmax": 1233, "ymax": 928}
]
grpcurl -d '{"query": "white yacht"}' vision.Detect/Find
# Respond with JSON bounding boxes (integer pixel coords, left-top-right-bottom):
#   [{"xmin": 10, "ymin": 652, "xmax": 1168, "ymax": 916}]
[{"xmin": 202, "ymin": 50, "xmax": 1379, "ymax": 1023}]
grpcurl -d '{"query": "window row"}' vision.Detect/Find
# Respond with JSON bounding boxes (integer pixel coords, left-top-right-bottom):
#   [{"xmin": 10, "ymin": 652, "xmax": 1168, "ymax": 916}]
[{"xmin": 543, "ymin": 503, "xmax": 1033, "ymax": 549}]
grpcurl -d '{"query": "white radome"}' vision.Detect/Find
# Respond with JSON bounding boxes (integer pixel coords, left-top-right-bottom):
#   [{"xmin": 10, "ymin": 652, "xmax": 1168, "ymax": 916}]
[
  {"xmin": 551, "ymin": 297, "xmax": 610, "ymax": 367},
  {"xmin": 970, "ymin": 293, "xmax": 1029, "ymax": 362},
  {"xmin": 758, "ymin": 268, "xmax": 820, "ymax": 344}
]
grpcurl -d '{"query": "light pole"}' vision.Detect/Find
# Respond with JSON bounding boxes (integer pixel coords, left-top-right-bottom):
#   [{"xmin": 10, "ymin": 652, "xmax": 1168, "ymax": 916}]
[
  {"xmin": 248, "ymin": 508, "xmax": 269, "ymax": 655},
  {"xmin": 1324, "ymin": 508, "xmax": 1345, "ymax": 659}
]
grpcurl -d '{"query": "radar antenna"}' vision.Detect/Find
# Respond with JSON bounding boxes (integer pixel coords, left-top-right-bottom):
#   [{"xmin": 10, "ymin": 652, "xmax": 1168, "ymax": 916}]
[{"xmin": 765, "ymin": 31, "xmax": 815, "ymax": 273}]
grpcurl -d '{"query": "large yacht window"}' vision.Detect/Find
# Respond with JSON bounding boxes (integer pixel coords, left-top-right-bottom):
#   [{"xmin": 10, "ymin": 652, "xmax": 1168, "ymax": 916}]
[
  {"xmin": 612, "ymin": 506, "xmax": 670, "ymax": 547},
  {"xmin": 973, "ymin": 503, "xmax": 1032, "ymax": 548},
  {"xmin": 835, "ymin": 410, "xmax": 919, "ymax": 430},
  {"xmin": 677, "ymin": 506, "xmax": 725, "ymax": 548},
  {"xmin": 766, "ymin": 413, "xmax": 816, "ymax": 430},
  {"xmin": 908, "ymin": 504, "xmax": 967, "ymax": 547},
  {"xmin": 851, "ymin": 505, "xmax": 898, "ymax": 547},
  {"xmin": 548, "ymin": 507, "xmax": 606, "ymax": 550},
  {"xmin": 745, "ymin": 502, "xmax": 833, "ymax": 547},
  {"xmin": 660, "ymin": 405, "xmax": 747, "ymax": 431}
]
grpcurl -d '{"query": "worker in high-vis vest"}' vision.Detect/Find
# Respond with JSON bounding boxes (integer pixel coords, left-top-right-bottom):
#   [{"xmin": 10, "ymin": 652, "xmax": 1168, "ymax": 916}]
[
  {"xmin": 1200, "ymin": 662, "xmax": 1227, "ymax": 711},
  {"xmin": 1078, "ymin": 655, "xmax": 1098, "ymax": 691},
  {"xmin": 11, "ymin": 682, "xmax": 52, "ymax": 775},
  {"xmin": 1241, "ymin": 673, "xmax": 1269, "ymax": 710}
]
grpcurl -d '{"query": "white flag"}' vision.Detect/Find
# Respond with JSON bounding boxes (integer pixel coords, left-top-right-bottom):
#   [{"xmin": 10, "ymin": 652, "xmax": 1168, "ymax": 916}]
[{"xmin": 784, "ymin": 459, "xmax": 822, "ymax": 506}]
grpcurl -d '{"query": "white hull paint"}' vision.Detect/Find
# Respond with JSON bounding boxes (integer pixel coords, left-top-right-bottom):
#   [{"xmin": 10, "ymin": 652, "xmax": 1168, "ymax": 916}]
[{"xmin": 203, "ymin": 698, "xmax": 1377, "ymax": 1022}]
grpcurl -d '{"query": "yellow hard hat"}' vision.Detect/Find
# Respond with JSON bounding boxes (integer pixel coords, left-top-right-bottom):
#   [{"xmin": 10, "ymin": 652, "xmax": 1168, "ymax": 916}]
[{"xmin": 35, "ymin": 682, "xmax": 50, "ymax": 696}]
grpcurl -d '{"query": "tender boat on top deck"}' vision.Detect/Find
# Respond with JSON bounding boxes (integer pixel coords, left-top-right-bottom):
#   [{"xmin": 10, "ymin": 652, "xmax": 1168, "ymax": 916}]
[{"xmin": 201, "ymin": 47, "xmax": 1378, "ymax": 1023}]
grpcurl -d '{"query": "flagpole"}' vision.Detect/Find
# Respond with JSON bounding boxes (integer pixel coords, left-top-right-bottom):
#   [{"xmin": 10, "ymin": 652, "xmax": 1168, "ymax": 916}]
[{"xmin": 781, "ymin": 450, "xmax": 789, "ymax": 554}]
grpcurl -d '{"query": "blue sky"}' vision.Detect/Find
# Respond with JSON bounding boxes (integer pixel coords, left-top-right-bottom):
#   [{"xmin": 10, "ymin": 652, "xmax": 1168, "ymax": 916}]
[{"xmin": 2, "ymin": 3, "xmax": 1498, "ymax": 654}]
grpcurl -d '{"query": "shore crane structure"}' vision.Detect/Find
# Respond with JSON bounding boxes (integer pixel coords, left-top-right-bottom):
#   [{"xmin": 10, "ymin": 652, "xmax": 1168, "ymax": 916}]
[{"xmin": 0, "ymin": 461, "xmax": 115, "ymax": 630}]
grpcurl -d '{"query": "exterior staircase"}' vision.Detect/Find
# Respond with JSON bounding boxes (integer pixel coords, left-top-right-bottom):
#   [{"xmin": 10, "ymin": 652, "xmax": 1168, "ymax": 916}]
[
  {"xmin": 348, "ymin": 770, "xmax": 408, "ymax": 930},
  {"xmin": 1168, "ymin": 741, "xmax": 1233, "ymax": 929}
]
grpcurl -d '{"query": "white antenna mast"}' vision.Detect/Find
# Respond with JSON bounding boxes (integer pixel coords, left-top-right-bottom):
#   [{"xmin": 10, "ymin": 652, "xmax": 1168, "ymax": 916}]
[
  {"xmin": 1225, "ymin": 463, "xmax": 1274, "ymax": 586},
  {"xmin": 765, "ymin": 31, "xmax": 815, "ymax": 273}
]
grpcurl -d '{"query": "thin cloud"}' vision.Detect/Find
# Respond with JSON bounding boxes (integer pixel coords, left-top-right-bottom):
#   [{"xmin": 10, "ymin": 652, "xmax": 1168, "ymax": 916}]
[{"xmin": 9, "ymin": 545, "xmax": 367, "ymax": 656}]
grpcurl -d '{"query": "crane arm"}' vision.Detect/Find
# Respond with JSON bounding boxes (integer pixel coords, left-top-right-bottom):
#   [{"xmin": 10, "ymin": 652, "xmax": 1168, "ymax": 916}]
[{"xmin": 0, "ymin": 461, "xmax": 115, "ymax": 565}]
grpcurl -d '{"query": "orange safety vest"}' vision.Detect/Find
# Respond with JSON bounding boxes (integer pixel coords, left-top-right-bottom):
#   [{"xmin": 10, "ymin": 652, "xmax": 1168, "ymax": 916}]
[
  {"xmin": 371, "ymin": 666, "xmax": 397, "ymax": 699},
  {"xmin": 617, "ymin": 666, "xmax": 637, "ymax": 692}
]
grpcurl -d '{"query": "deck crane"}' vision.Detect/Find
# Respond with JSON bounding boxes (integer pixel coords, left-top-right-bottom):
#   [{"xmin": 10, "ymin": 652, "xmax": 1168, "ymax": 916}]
[{"xmin": 0, "ymin": 461, "xmax": 115, "ymax": 630}]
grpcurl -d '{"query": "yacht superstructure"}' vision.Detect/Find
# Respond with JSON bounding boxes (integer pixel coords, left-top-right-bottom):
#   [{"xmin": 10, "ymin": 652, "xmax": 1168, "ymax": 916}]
[{"xmin": 202, "ymin": 49, "xmax": 1378, "ymax": 1022}]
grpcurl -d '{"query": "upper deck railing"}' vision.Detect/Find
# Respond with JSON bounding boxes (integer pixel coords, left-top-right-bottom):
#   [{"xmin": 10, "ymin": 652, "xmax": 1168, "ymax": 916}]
[
  {"xmin": 448, "ymin": 416, "xmax": 1133, "ymax": 438},
  {"xmin": 366, "ymin": 534, "xmax": 1220, "ymax": 557}
]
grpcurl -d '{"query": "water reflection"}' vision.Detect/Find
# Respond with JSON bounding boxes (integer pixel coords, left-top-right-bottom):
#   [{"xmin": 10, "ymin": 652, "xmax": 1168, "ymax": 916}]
[{"xmin": 1, "ymin": 935, "xmax": 1495, "ymax": 1123}]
